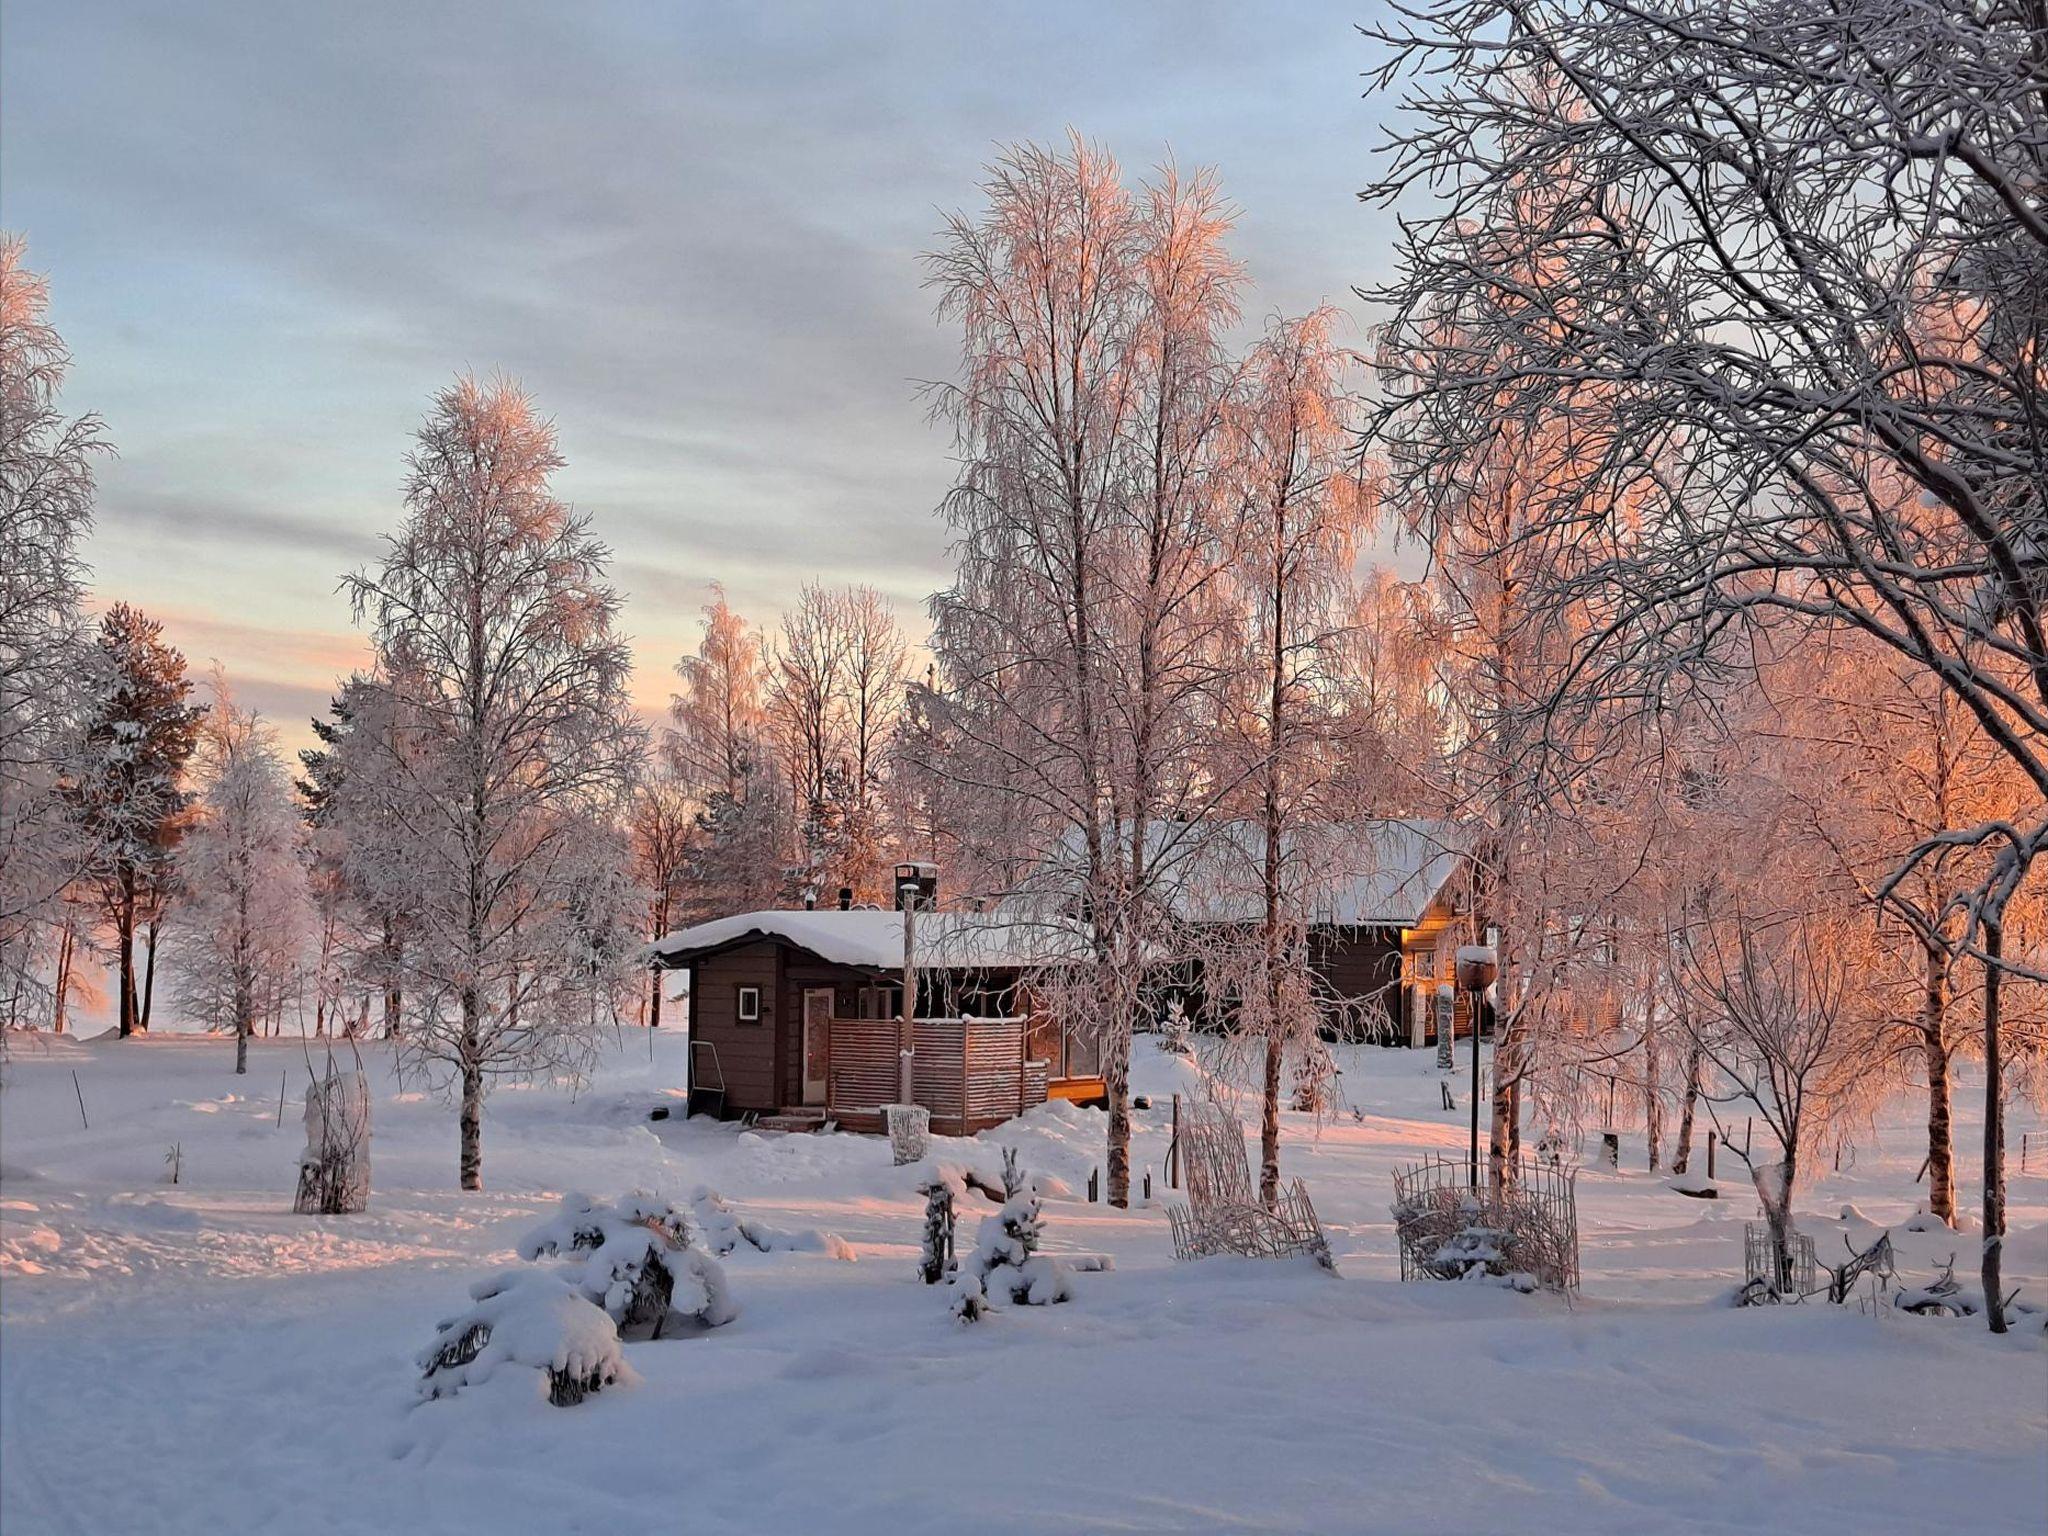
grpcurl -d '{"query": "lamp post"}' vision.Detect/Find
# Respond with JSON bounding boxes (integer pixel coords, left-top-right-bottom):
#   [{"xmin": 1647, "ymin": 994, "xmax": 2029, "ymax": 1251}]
[{"xmin": 1456, "ymin": 945, "xmax": 1499, "ymax": 1189}]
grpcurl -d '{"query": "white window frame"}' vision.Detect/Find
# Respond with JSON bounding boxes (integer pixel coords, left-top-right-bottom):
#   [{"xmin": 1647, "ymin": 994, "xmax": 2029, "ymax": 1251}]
[{"xmin": 737, "ymin": 985, "xmax": 761, "ymax": 1023}]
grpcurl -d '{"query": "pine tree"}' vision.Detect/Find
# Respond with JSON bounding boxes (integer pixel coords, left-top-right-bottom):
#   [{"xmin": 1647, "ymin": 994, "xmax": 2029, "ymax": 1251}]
[{"xmin": 68, "ymin": 604, "xmax": 203, "ymax": 1035}]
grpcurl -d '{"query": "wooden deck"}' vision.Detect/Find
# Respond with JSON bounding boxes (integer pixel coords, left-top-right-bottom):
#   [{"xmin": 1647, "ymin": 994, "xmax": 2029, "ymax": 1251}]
[{"xmin": 1047, "ymin": 1075, "xmax": 1107, "ymax": 1108}]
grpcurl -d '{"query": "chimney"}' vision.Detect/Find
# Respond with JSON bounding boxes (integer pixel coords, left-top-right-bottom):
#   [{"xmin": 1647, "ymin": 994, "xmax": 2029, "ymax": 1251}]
[{"xmin": 837, "ymin": 886, "xmax": 854, "ymax": 911}]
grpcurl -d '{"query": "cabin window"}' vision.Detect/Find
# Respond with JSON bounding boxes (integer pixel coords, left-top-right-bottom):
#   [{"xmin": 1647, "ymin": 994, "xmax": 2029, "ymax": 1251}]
[{"xmin": 737, "ymin": 985, "xmax": 761, "ymax": 1023}]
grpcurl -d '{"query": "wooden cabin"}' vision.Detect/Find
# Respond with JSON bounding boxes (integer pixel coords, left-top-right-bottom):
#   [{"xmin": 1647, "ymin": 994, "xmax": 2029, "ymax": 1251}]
[{"xmin": 650, "ymin": 907, "xmax": 1104, "ymax": 1135}]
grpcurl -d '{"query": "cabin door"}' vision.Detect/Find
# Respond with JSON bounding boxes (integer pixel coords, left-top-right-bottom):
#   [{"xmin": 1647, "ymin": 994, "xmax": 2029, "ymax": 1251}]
[{"xmin": 801, "ymin": 989, "xmax": 833, "ymax": 1106}]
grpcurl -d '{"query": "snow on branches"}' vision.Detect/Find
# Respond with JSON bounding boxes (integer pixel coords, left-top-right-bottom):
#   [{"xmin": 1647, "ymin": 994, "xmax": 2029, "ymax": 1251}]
[
  {"xmin": 950, "ymin": 1149, "xmax": 1071, "ymax": 1322},
  {"xmin": 518, "ymin": 1191, "xmax": 737, "ymax": 1336},
  {"xmin": 417, "ymin": 1267, "xmax": 631, "ymax": 1408}
]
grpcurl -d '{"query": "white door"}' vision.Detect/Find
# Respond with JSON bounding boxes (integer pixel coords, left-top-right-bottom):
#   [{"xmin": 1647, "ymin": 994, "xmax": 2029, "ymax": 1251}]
[{"xmin": 802, "ymin": 989, "xmax": 833, "ymax": 1105}]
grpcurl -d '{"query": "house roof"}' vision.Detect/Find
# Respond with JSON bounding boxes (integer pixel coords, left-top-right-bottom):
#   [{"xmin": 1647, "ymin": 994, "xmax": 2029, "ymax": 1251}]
[
  {"xmin": 649, "ymin": 907, "xmax": 1090, "ymax": 971},
  {"xmin": 1056, "ymin": 817, "xmax": 1469, "ymax": 930}
]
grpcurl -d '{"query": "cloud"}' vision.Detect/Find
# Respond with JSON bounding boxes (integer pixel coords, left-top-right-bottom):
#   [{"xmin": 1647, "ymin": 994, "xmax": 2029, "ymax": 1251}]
[{"xmin": 9, "ymin": 0, "xmax": 1395, "ymax": 759}]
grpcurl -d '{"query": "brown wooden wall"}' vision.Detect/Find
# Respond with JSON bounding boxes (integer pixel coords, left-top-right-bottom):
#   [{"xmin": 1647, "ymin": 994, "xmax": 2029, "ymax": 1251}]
[{"xmin": 688, "ymin": 941, "xmax": 782, "ymax": 1114}]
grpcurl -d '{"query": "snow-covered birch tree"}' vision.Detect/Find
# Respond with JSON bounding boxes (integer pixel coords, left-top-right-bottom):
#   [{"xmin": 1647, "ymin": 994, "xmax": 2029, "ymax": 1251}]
[
  {"xmin": 0, "ymin": 235, "xmax": 106, "ymax": 1026},
  {"xmin": 919, "ymin": 138, "xmax": 1244, "ymax": 1206},
  {"xmin": 345, "ymin": 376, "xmax": 642, "ymax": 1190},
  {"xmin": 169, "ymin": 683, "xmax": 313, "ymax": 1070},
  {"xmin": 1365, "ymin": 0, "xmax": 2046, "ymax": 1327}
]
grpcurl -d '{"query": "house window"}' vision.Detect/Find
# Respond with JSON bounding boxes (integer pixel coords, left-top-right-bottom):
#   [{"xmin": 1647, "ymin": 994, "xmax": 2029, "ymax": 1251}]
[
  {"xmin": 1411, "ymin": 948, "xmax": 1437, "ymax": 982},
  {"xmin": 737, "ymin": 985, "xmax": 761, "ymax": 1023}
]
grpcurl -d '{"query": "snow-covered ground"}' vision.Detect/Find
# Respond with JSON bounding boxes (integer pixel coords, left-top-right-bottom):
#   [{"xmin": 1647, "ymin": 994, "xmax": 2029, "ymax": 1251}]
[{"xmin": 3, "ymin": 1028, "xmax": 2043, "ymax": 1535}]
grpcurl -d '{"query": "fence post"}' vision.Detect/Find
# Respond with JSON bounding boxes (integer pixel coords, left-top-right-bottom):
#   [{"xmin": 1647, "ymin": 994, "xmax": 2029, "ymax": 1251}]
[
  {"xmin": 1706, "ymin": 1131, "xmax": 1717, "ymax": 1181},
  {"xmin": 1170, "ymin": 1094, "xmax": 1181, "ymax": 1190}
]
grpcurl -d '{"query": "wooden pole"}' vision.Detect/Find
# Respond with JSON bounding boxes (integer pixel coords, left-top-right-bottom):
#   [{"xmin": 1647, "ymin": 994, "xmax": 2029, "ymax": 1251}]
[
  {"xmin": 899, "ymin": 894, "xmax": 917, "ymax": 1104},
  {"xmin": 71, "ymin": 1070, "xmax": 88, "ymax": 1130}
]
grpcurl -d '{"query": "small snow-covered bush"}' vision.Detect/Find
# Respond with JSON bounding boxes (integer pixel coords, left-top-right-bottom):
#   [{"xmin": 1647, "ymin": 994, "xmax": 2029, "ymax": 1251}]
[
  {"xmin": 520, "ymin": 1191, "xmax": 737, "ymax": 1336},
  {"xmin": 690, "ymin": 1187, "xmax": 854, "ymax": 1261},
  {"xmin": 417, "ymin": 1268, "xmax": 631, "ymax": 1407},
  {"xmin": 950, "ymin": 1148, "xmax": 1071, "ymax": 1322},
  {"xmin": 1156, "ymin": 999, "xmax": 1193, "ymax": 1057}
]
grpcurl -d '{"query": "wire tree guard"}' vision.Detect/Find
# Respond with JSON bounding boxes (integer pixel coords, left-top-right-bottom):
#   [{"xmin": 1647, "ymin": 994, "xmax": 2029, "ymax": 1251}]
[
  {"xmin": 1740, "ymin": 1222, "xmax": 1819, "ymax": 1303},
  {"xmin": 1390, "ymin": 1154, "xmax": 1580, "ymax": 1292},
  {"xmin": 1165, "ymin": 1103, "xmax": 1332, "ymax": 1268}
]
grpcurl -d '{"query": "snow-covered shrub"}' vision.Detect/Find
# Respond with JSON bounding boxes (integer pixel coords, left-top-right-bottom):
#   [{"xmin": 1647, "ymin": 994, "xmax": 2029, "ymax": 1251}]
[
  {"xmin": 293, "ymin": 1065, "xmax": 369, "ymax": 1215},
  {"xmin": 1156, "ymin": 998, "xmax": 1193, "ymax": 1058},
  {"xmin": 519, "ymin": 1191, "xmax": 737, "ymax": 1336},
  {"xmin": 950, "ymin": 1148, "xmax": 1071, "ymax": 1322},
  {"xmin": 916, "ymin": 1174, "xmax": 956, "ymax": 1285},
  {"xmin": 417, "ymin": 1268, "xmax": 631, "ymax": 1407},
  {"xmin": 689, "ymin": 1187, "xmax": 854, "ymax": 1260},
  {"xmin": 1291, "ymin": 1038, "xmax": 1334, "ymax": 1114}
]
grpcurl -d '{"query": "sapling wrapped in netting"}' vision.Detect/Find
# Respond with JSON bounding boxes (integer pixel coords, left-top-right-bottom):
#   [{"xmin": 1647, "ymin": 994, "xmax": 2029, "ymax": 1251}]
[
  {"xmin": 294, "ymin": 1065, "xmax": 370, "ymax": 1215},
  {"xmin": 689, "ymin": 1186, "xmax": 854, "ymax": 1259},
  {"xmin": 1157, "ymin": 998, "xmax": 1194, "ymax": 1058},
  {"xmin": 917, "ymin": 1174, "xmax": 956, "ymax": 1284},
  {"xmin": 417, "ymin": 1267, "xmax": 631, "ymax": 1407},
  {"xmin": 950, "ymin": 1148, "xmax": 1072, "ymax": 1322},
  {"xmin": 519, "ymin": 1191, "xmax": 737, "ymax": 1337}
]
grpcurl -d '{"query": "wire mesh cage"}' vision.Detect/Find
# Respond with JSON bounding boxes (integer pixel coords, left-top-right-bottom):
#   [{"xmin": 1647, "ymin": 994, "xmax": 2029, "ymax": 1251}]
[{"xmin": 1390, "ymin": 1153, "xmax": 1580, "ymax": 1291}]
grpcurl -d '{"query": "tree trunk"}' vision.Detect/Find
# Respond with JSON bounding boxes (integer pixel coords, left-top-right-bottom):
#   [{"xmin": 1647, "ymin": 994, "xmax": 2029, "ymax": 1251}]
[
  {"xmin": 1920, "ymin": 940, "xmax": 1956, "ymax": 1226},
  {"xmin": 1671, "ymin": 1039, "xmax": 1704, "ymax": 1176},
  {"xmin": 51, "ymin": 920, "xmax": 74, "ymax": 1034},
  {"xmin": 1260, "ymin": 1034, "xmax": 1284, "ymax": 1208},
  {"xmin": 1644, "ymin": 1017, "xmax": 1663, "ymax": 1172},
  {"xmin": 459, "ymin": 988, "xmax": 484, "ymax": 1192},
  {"xmin": 1487, "ymin": 1008, "xmax": 1516, "ymax": 1190},
  {"xmin": 116, "ymin": 877, "xmax": 137, "ymax": 1037},
  {"xmin": 1103, "ymin": 1015, "xmax": 1132, "ymax": 1208},
  {"xmin": 140, "ymin": 908, "xmax": 160, "ymax": 1031},
  {"xmin": 1758, "ymin": 1135, "xmax": 1799, "ymax": 1295},
  {"xmin": 1982, "ymin": 913, "xmax": 2006, "ymax": 1334},
  {"xmin": 381, "ymin": 915, "xmax": 402, "ymax": 1040}
]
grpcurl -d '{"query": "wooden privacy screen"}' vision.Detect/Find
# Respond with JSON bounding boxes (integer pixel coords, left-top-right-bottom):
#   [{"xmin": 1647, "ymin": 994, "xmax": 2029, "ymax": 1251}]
[{"xmin": 827, "ymin": 1016, "xmax": 1041, "ymax": 1135}]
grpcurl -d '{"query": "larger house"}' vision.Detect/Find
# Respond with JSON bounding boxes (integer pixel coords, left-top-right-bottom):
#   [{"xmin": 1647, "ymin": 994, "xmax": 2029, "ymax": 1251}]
[
  {"xmin": 1132, "ymin": 816, "xmax": 1485, "ymax": 1047},
  {"xmin": 649, "ymin": 897, "xmax": 1103, "ymax": 1133}
]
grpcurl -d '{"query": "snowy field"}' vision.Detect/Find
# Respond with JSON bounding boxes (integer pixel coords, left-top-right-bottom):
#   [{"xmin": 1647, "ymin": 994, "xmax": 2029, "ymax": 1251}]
[{"xmin": 3, "ymin": 1029, "xmax": 2044, "ymax": 1536}]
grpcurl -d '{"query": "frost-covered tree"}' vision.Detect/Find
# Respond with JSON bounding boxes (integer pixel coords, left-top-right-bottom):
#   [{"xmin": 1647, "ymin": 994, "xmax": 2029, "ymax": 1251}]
[
  {"xmin": 345, "ymin": 376, "xmax": 643, "ymax": 1190},
  {"xmin": 169, "ymin": 684, "xmax": 313, "ymax": 1070},
  {"xmin": 670, "ymin": 587, "xmax": 786, "ymax": 916},
  {"xmin": 0, "ymin": 235, "xmax": 106, "ymax": 1025},
  {"xmin": 67, "ymin": 604, "xmax": 204, "ymax": 1036},
  {"xmin": 1210, "ymin": 309, "xmax": 1371, "ymax": 1201},
  {"xmin": 1363, "ymin": 0, "xmax": 2046, "ymax": 1327},
  {"xmin": 628, "ymin": 766, "xmax": 694, "ymax": 1026},
  {"xmin": 919, "ymin": 138, "xmax": 1245, "ymax": 1206},
  {"xmin": 1680, "ymin": 909, "xmax": 1881, "ymax": 1297}
]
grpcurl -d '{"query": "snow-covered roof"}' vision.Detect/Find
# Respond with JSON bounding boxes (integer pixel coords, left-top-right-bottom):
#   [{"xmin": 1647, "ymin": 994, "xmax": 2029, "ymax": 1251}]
[
  {"xmin": 1058, "ymin": 817, "xmax": 1469, "ymax": 930},
  {"xmin": 650, "ymin": 907, "xmax": 1089, "ymax": 971}
]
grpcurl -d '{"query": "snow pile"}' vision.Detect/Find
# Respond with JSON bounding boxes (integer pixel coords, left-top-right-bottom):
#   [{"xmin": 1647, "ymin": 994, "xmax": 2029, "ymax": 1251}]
[
  {"xmin": 689, "ymin": 1186, "xmax": 854, "ymax": 1261},
  {"xmin": 951, "ymin": 1149, "xmax": 1072, "ymax": 1322},
  {"xmin": 520, "ymin": 1190, "xmax": 738, "ymax": 1334},
  {"xmin": 416, "ymin": 1267, "xmax": 632, "ymax": 1407}
]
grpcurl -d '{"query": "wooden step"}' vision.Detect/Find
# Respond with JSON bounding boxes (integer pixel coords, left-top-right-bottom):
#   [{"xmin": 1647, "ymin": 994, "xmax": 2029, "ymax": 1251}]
[{"xmin": 756, "ymin": 1109, "xmax": 829, "ymax": 1133}]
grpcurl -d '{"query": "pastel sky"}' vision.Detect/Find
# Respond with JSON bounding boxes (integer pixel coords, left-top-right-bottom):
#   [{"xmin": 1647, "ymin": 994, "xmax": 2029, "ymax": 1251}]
[{"xmin": 4, "ymin": 1, "xmax": 1400, "ymax": 754}]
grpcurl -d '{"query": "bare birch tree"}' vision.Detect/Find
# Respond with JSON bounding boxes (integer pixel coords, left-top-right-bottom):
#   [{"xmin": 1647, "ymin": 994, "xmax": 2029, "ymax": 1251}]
[
  {"xmin": 919, "ymin": 138, "xmax": 1244, "ymax": 1205},
  {"xmin": 346, "ymin": 376, "xmax": 642, "ymax": 1190},
  {"xmin": 0, "ymin": 235, "xmax": 106, "ymax": 1026},
  {"xmin": 1366, "ymin": 0, "xmax": 2046, "ymax": 1328}
]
